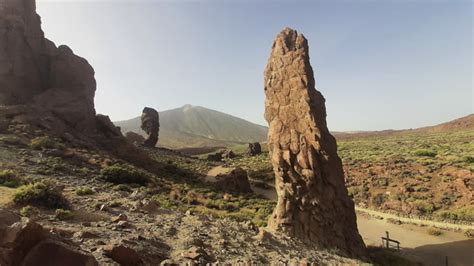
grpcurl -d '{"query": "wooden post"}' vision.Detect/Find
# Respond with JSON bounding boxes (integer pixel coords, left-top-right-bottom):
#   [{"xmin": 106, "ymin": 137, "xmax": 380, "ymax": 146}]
[
  {"xmin": 386, "ymin": 231, "xmax": 390, "ymax": 248},
  {"xmin": 445, "ymin": 256, "xmax": 448, "ymax": 266}
]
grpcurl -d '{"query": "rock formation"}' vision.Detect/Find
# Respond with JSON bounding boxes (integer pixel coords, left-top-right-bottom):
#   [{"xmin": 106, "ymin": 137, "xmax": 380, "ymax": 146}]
[
  {"xmin": 141, "ymin": 107, "xmax": 160, "ymax": 147},
  {"xmin": 247, "ymin": 142, "xmax": 262, "ymax": 156},
  {"xmin": 215, "ymin": 167, "xmax": 252, "ymax": 193},
  {"xmin": 0, "ymin": 209, "xmax": 98, "ymax": 266},
  {"xmin": 0, "ymin": 0, "xmax": 97, "ymax": 132},
  {"xmin": 125, "ymin": 131, "xmax": 146, "ymax": 144},
  {"xmin": 263, "ymin": 28, "xmax": 366, "ymax": 257}
]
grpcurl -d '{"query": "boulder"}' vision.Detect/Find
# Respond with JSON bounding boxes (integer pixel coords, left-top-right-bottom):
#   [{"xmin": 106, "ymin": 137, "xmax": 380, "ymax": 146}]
[
  {"xmin": 220, "ymin": 149, "xmax": 236, "ymax": 159},
  {"xmin": 207, "ymin": 152, "xmax": 223, "ymax": 162},
  {"xmin": 22, "ymin": 240, "xmax": 98, "ymax": 266},
  {"xmin": 247, "ymin": 142, "xmax": 262, "ymax": 156},
  {"xmin": 263, "ymin": 28, "xmax": 365, "ymax": 257},
  {"xmin": 96, "ymin": 114, "xmax": 122, "ymax": 137},
  {"xmin": 104, "ymin": 243, "xmax": 142, "ymax": 266},
  {"xmin": 141, "ymin": 107, "xmax": 159, "ymax": 147},
  {"xmin": 125, "ymin": 132, "xmax": 146, "ymax": 144},
  {"xmin": 0, "ymin": 210, "xmax": 98, "ymax": 266},
  {"xmin": 215, "ymin": 167, "xmax": 252, "ymax": 193}
]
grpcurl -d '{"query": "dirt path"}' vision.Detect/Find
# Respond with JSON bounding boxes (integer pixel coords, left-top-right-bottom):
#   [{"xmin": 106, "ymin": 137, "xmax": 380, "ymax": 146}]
[{"xmin": 357, "ymin": 214, "xmax": 473, "ymax": 266}]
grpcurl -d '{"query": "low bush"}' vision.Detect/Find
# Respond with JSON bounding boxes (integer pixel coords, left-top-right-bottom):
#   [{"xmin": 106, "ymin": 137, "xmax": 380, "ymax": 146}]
[
  {"xmin": 427, "ymin": 227, "xmax": 442, "ymax": 236},
  {"xmin": 75, "ymin": 187, "xmax": 94, "ymax": 196},
  {"xmin": 464, "ymin": 229, "xmax": 474, "ymax": 238},
  {"xmin": 12, "ymin": 182, "xmax": 69, "ymax": 209},
  {"xmin": 29, "ymin": 136, "xmax": 64, "ymax": 150},
  {"xmin": 0, "ymin": 170, "xmax": 25, "ymax": 188},
  {"xmin": 100, "ymin": 165, "xmax": 150, "ymax": 185},
  {"xmin": 413, "ymin": 149, "xmax": 437, "ymax": 157},
  {"xmin": 20, "ymin": 205, "xmax": 38, "ymax": 217},
  {"xmin": 436, "ymin": 207, "xmax": 474, "ymax": 222},
  {"xmin": 55, "ymin": 209, "xmax": 74, "ymax": 220}
]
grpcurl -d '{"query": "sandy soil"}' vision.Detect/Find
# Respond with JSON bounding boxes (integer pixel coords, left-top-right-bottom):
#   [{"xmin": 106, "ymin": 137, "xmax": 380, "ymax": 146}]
[{"xmin": 357, "ymin": 214, "xmax": 473, "ymax": 266}]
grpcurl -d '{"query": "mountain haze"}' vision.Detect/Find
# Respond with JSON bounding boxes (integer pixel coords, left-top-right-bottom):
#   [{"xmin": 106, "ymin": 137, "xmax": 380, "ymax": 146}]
[{"xmin": 115, "ymin": 105, "xmax": 268, "ymax": 148}]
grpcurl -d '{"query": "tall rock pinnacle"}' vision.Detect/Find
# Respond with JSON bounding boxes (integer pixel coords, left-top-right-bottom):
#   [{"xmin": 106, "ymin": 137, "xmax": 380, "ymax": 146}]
[
  {"xmin": 141, "ymin": 107, "xmax": 159, "ymax": 147},
  {"xmin": 264, "ymin": 28, "xmax": 366, "ymax": 257}
]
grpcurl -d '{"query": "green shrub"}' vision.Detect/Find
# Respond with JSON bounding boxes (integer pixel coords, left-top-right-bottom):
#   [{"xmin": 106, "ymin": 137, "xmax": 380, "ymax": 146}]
[
  {"xmin": 29, "ymin": 136, "xmax": 64, "ymax": 150},
  {"xmin": 75, "ymin": 187, "xmax": 94, "ymax": 196},
  {"xmin": 113, "ymin": 184, "xmax": 133, "ymax": 192},
  {"xmin": 20, "ymin": 205, "xmax": 37, "ymax": 217},
  {"xmin": 55, "ymin": 209, "xmax": 73, "ymax": 220},
  {"xmin": 414, "ymin": 149, "xmax": 437, "ymax": 157},
  {"xmin": 0, "ymin": 170, "xmax": 25, "ymax": 188},
  {"xmin": 464, "ymin": 229, "xmax": 474, "ymax": 238},
  {"xmin": 413, "ymin": 200, "xmax": 436, "ymax": 215},
  {"xmin": 100, "ymin": 165, "xmax": 150, "ymax": 185},
  {"xmin": 427, "ymin": 227, "xmax": 442, "ymax": 236},
  {"xmin": 436, "ymin": 207, "xmax": 474, "ymax": 222},
  {"xmin": 12, "ymin": 182, "xmax": 69, "ymax": 209},
  {"xmin": 463, "ymin": 156, "xmax": 474, "ymax": 163}
]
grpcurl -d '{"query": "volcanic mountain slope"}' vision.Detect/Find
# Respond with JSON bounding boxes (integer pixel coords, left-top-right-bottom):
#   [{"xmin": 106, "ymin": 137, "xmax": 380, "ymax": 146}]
[{"xmin": 115, "ymin": 105, "xmax": 268, "ymax": 148}]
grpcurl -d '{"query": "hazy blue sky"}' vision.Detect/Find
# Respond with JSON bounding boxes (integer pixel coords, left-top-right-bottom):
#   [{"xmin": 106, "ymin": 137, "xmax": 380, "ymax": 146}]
[{"xmin": 36, "ymin": 0, "xmax": 472, "ymax": 131}]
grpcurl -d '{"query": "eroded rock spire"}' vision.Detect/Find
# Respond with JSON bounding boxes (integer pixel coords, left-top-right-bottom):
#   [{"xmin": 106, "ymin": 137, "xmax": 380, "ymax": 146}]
[
  {"xmin": 141, "ymin": 107, "xmax": 159, "ymax": 147},
  {"xmin": 264, "ymin": 28, "xmax": 366, "ymax": 257}
]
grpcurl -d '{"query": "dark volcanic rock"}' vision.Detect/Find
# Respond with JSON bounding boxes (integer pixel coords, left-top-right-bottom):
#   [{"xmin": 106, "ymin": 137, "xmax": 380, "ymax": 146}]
[
  {"xmin": 247, "ymin": 142, "xmax": 262, "ymax": 156},
  {"xmin": 125, "ymin": 131, "xmax": 146, "ymax": 144},
  {"xmin": 263, "ymin": 28, "xmax": 366, "ymax": 257},
  {"xmin": 141, "ymin": 107, "xmax": 160, "ymax": 147}
]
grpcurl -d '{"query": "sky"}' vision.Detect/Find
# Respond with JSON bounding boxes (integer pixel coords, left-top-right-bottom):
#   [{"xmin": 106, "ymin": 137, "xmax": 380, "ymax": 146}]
[{"xmin": 36, "ymin": 0, "xmax": 472, "ymax": 131}]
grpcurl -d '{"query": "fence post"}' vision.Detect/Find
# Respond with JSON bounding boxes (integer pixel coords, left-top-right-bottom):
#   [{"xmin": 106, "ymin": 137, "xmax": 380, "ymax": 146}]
[
  {"xmin": 386, "ymin": 231, "xmax": 390, "ymax": 248},
  {"xmin": 445, "ymin": 256, "xmax": 448, "ymax": 266}
]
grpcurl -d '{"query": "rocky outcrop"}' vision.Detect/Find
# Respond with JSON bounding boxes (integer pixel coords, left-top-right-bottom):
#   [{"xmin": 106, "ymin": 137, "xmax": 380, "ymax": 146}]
[
  {"xmin": 141, "ymin": 107, "xmax": 159, "ymax": 147},
  {"xmin": 0, "ymin": 210, "xmax": 97, "ymax": 266},
  {"xmin": 247, "ymin": 142, "xmax": 262, "ymax": 156},
  {"xmin": 0, "ymin": 0, "xmax": 97, "ymax": 131},
  {"xmin": 263, "ymin": 28, "xmax": 365, "ymax": 257},
  {"xmin": 125, "ymin": 131, "xmax": 146, "ymax": 144},
  {"xmin": 215, "ymin": 167, "xmax": 252, "ymax": 193}
]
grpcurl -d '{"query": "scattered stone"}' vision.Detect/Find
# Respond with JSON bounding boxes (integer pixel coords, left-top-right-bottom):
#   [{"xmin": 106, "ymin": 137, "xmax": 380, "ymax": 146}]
[
  {"xmin": 116, "ymin": 221, "xmax": 130, "ymax": 228},
  {"xmin": 74, "ymin": 231, "xmax": 99, "ymax": 239},
  {"xmin": 141, "ymin": 200, "xmax": 159, "ymax": 214},
  {"xmin": 263, "ymin": 27, "xmax": 366, "ymax": 257},
  {"xmin": 141, "ymin": 107, "xmax": 160, "ymax": 147},
  {"xmin": 182, "ymin": 246, "xmax": 209, "ymax": 261}
]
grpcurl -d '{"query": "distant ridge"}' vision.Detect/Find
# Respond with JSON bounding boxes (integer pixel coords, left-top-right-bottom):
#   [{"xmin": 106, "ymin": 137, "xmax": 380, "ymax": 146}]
[
  {"xmin": 114, "ymin": 105, "xmax": 268, "ymax": 149},
  {"xmin": 334, "ymin": 114, "xmax": 474, "ymax": 140}
]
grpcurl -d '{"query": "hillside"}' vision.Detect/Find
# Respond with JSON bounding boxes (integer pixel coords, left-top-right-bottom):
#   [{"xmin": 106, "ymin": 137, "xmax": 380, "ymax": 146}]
[
  {"xmin": 414, "ymin": 114, "xmax": 474, "ymax": 133},
  {"xmin": 334, "ymin": 114, "xmax": 474, "ymax": 140},
  {"xmin": 115, "ymin": 105, "xmax": 268, "ymax": 149}
]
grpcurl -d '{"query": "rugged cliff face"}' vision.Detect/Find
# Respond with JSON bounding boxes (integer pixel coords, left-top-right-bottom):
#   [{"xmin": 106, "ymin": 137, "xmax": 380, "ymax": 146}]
[
  {"xmin": 264, "ymin": 28, "xmax": 366, "ymax": 257},
  {"xmin": 0, "ymin": 0, "xmax": 96, "ymax": 131}
]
